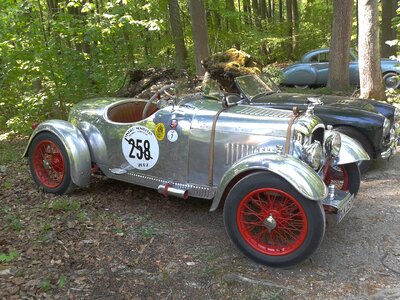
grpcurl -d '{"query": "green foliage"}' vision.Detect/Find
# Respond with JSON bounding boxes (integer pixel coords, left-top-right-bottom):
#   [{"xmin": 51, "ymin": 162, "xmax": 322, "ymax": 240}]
[
  {"xmin": 6, "ymin": 214, "xmax": 23, "ymax": 232},
  {"xmin": 40, "ymin": 277, "xmax": 52, "ymax": 291},
  {"xmin": 0, "ymin": 251, "xmax": 19, "ymax": 263},
  {"xmin": 47, "ymin": 198, "xmax": 81, "ymax": 212},
  {"xmin": 0, "ymin": 0, "xmax": 395, "ymax": 135},
  {"xmin": 58, "ymin": 275, "xmax": 67, "ymax": 288}
]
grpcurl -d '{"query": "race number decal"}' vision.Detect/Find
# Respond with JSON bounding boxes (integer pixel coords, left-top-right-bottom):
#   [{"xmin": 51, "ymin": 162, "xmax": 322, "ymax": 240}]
[{"xmin": 122, "ymin": 126, "xmax": 159, "ymax": 170}]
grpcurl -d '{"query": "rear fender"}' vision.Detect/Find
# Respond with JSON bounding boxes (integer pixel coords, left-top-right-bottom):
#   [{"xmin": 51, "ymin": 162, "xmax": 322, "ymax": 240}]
[
  {"xmin": 23, "ymin": 120, "xmax": 91, "ymax": 187},
  {"xmin": 210, "ymin": 153, "xmax": 328, "ymax": 211},
  {"xmin": 284, "ymin": 65, "xmax": 317, "ymax": 85}
]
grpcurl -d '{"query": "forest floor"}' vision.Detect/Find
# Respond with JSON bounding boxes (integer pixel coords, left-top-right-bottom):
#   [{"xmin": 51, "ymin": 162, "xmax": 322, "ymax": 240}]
[{"xmin": 1, "ymin": 139, "xmax": 400, "ymax": 299}]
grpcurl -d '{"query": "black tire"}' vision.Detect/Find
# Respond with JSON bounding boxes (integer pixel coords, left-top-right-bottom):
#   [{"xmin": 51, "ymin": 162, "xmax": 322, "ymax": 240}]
[
  {"xmin": 223, "ymin": 171, "xmax": 325, "ymax": 268},
  {"xmin": 335, "ymin": 126, "xmax": 373, "ymax": 174},
  {"xmin": 294, "ymin": 84, "xmax": 310, "ymax": 89},
  {"xmin": 383, "ymin": 72, "xmax": 400, "ymax": 89},
  {"xmin": 323, "ymin": 162, "xmax": 360, "ymax": 196},
  {"xmin": 28, "ymin": 132, "xmax": 75, "ymax": 194}
]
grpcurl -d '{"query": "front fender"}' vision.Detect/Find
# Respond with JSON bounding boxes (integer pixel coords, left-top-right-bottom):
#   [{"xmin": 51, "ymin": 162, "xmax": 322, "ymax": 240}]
[
  {"xmin": 329, "ymin": 131, "xmax": 370, "ymax": 165},
  {"xmin": 210, "ymin": 153, "xmax": 328, "ymax": 211},
  {"xmin": 23, "ymin": 120, "xmax": 91, "ymax": 187}
]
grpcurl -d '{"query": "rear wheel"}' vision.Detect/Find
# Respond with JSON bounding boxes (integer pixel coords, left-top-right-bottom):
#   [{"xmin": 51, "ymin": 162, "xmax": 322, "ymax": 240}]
[
  {"xmin": 223, "ymin": 172, "xmax": 325, "ymax": 268},
  {"xmin": 28, "ymin": 132, "xmax": 75, "ymax": 194},
  {"xmin": 323, "ymin": 163, "xmax": 360, "ymax": 196},
  {"xmin": 335, "ymin": 126, "xmax": 373, "ymax": 174}
]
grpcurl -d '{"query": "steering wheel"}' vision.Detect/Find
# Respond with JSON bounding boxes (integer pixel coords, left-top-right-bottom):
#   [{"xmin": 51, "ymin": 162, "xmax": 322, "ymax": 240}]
[{"xmin": 142, "ymin": 84, "xmax": 175, "ymax": 120}]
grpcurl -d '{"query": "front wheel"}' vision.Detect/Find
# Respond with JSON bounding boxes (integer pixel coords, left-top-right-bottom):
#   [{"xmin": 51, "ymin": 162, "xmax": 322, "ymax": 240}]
[
  {"xmin": 323, "ymin": 162, "xmax": 360, "ymax": 196},
  {"xmin": 223, "ymin": 172, "xmax": 325, "ymax": 268},
  {"xmin": 383, "ymin": 72, "xmax": 400, "ymax": 89},
  {"xmin": 28, "ymin": 132, "xmax": 75, "ymax": 194}
]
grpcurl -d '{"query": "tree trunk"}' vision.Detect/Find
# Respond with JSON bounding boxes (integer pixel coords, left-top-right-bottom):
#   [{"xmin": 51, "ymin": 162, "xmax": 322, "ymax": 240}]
[
  {"xmin": 260, "ymin": 0, "xmax": 267, "ymax": 21},
  {"xmin": 252, "ymin": 0, "xmax": 261, "ymax": 28},
  {"xmin": 381, "ymin": 0, "xmax": 398, "ymax": 58},
  {"xmin": 328, "ymin": 0, "xmax": 353, "ymax": 90},
  {"xmin": 286, "ymin": 0, "xmax": 293, "ymax": 58},
  {"xmin": 243, "ymin": 0, "xmax": 251, "ymax": 25},
  {"xmin": 291, "ymin": 0, "xmax": 299, "ymax": 57},
  {"xmin": 279, "ymin": 0, "xmax": 283, "ymax": 21},
  {"xmin": 358, "ymin": 0, "xmax": 386, "ymax": 100},
  {"xmin": 168, "ymin": 0, "xmax": 187, "ymax": 71},
  {"xmin": 226, "ymin": 0, "xmax": 238, "ymax": 33},
  {"xmin": 189, "ymin": 0, "xmax": 210, "ymax": 76}
]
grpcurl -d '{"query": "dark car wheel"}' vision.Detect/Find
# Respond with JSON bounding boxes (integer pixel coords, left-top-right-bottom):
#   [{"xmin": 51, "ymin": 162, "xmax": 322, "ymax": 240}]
[
  {"xmin": 383, "ymin": 72, "xmax": 400, "ymax": 89},
  {"xmin": 294, "ymin": 84, "xmax": 310, "ymax": 89},
  {"xmin": 28, "ymin": 132, "xmax": 75, "ymax": 194},
  {"xmin": 323, "ymin": 163, "xmax": 360, "ymax": 196},
  {"xmin": 335, "ymin": 126, "xmax": 373, "ymax": 174},
  {"xmin": 223, "ymin": 172, "xmax": 325, "ymax": 268}
]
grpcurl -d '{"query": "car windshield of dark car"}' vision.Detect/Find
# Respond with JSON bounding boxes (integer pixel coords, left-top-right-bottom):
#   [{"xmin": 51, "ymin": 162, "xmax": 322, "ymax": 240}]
[{"xmin": 235, "ymin": 74, "xmax": 278, "ymax": 101}]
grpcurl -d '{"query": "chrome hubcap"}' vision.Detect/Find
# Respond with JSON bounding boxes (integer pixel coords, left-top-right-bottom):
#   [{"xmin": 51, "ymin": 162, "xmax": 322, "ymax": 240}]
[{"xmin": 263, "ymin": 214, "xmax": 277, "ymax": 232}]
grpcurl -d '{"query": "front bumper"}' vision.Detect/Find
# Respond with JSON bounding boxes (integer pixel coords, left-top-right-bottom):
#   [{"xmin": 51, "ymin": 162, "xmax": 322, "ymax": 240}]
[
  {"xmin": 380, "ymin": 124, "xmax": 399, "ymax": 159},
  {"xmin": 322, "ymin": 187, "xmax": 355, "ymax": 224}
]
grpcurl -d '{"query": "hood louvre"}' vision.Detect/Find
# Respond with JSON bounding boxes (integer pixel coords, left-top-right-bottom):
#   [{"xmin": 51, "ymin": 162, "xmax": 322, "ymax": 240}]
[{"xmin": 237, "ymin": 107, "xmax": 292, "ymax": 118}]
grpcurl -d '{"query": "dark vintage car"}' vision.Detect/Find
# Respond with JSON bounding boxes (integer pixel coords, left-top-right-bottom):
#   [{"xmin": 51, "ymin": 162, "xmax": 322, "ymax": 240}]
[
  {"xmin": 213, "ymin": 74, "xmax": 398, "ymax": 173},
  {"xmin": 282, "ymin": 48, "xmax": 400, "ymax": 89},
  {"xmin": 24, "ymin": 84, "xmax": 369, "ymax": 268}
]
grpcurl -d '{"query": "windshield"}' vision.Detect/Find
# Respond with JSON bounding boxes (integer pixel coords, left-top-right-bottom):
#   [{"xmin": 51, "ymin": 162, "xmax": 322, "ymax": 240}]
[{"xmin": 235, "ymin": 74, "xmax": 280, "ymax": 101}]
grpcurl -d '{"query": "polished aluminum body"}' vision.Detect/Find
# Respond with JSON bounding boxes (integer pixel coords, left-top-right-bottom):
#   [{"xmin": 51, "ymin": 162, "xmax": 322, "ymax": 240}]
[{"xmin": 24, "ymin": 91, "xmax": 369, "ymax": 213}]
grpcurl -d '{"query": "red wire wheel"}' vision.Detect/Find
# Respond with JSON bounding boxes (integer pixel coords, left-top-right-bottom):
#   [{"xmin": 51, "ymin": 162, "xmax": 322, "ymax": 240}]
[
  {"xmin": 223, "ymin": 172, "xmax": 325, "ymax": 267},
  {"xmin": 323, "ymin": 163, "xmax": 360, "ymax": 196},
  {"xmin": 32, "ymin": 140, "xmax": 65, "ymax": 188},
  {"xmin": 323, "ymin": 165, "xmax": 349, "ymax": 191},
  {"xmin": 236, "ymin": 188, "xmax": 308, "ymax": 256},
  {"xmin": 28, "ymin": 132, "xmax": 75, "ymax": 194}
]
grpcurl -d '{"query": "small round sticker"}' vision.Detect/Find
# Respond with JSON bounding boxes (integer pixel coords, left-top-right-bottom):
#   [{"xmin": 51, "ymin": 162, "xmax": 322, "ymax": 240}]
[
  {"xmin": 170, "ymin": 119, "xmax": 178, "ymax": 128},
  {"xmin": 155, "ymin": 123, "xmax": 165, "ymax": 141},
  {"xmin": 167, "ymin": 130, "xmax": 178, "ymax": 143},
  {"xmin": 122, "ymin": 126, "xmax": 159, "ymax": 170}
]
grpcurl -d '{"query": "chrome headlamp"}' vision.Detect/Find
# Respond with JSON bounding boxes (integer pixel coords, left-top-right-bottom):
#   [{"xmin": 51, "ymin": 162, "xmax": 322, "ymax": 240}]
[
  {"xmin": 394, "ymin": 107, "xmax": 400, "ymax": 123},
  {"xmin": 383, "ymin": 117, "xmax": 391, "ymax": 137},
  {"xmin": 302, "ymin": 141, "xmax": 323, "ymax": 170},
  {"xmin": 325, "ymin": 131, "xmax": 341, "ymax": 158}
]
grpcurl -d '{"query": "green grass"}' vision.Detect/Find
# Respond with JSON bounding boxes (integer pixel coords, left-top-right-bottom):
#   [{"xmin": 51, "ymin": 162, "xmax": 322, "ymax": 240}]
[
  {"xmin": 0, "ymin": 140, "xmax": 25, "ymax": 164},
  {"xmin": 6, "ymin": 214, "xmax": 23, "ymax": 232},
  {"xmin": 57, "ymin": 275, "xmax": 66, "ymax": 288},
  {"xmin": 47, "ymin": 198, "xmax": 81, "ymax": 212},
  {"xmin": 40, "ymin": 278, "xmax": 52, "ymax": 291},
  {"xmin": 0, "ymin": 251, "xmax": 19, "ymax": 263},
  {"xmin": 2, "ymin": 181, "xmax": 13, "ymax": 189}
]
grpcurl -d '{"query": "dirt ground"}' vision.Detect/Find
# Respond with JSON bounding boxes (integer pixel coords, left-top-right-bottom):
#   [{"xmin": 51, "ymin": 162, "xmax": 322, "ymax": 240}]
[{"xmin": 1, "ymin": 141, "xmax": 399, "ymax": 299}]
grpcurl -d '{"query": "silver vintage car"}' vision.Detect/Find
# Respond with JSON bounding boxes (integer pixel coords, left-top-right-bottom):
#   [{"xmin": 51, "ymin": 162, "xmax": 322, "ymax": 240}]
[{"xmin": 24, "ymin": 85, "xmax": 369, "ymax": 267}]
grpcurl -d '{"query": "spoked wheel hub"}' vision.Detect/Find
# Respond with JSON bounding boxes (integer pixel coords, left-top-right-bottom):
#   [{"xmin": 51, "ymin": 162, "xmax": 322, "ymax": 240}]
[
  {"xmin": 237, "ymin": 188, "xmax": 308, "ymax": 256},
  {"xmin": 323, "ymin": 164, "xmax": 349, "ymax": 191},
  {"xmin": 33, "ymin": 140, "xmax": 65, "ymax": 188}
]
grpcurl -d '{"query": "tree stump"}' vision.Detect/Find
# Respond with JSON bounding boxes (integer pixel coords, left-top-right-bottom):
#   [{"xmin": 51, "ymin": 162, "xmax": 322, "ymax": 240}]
[{"xmin": 202, "ymin": 48, "xmax": 263, "ymax": 93}]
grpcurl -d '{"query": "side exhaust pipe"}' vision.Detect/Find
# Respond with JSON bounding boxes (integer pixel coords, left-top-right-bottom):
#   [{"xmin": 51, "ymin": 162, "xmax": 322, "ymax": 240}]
[{"xmin": 158, "ymin": 184, "xmax": 189, "ymax": 200}]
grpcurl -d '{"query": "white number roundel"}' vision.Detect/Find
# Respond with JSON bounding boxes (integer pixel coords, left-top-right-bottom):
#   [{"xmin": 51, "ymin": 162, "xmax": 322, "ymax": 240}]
[{"xmin": 122, "ymin": 126, "xmax": 159, "ymax": 170}]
